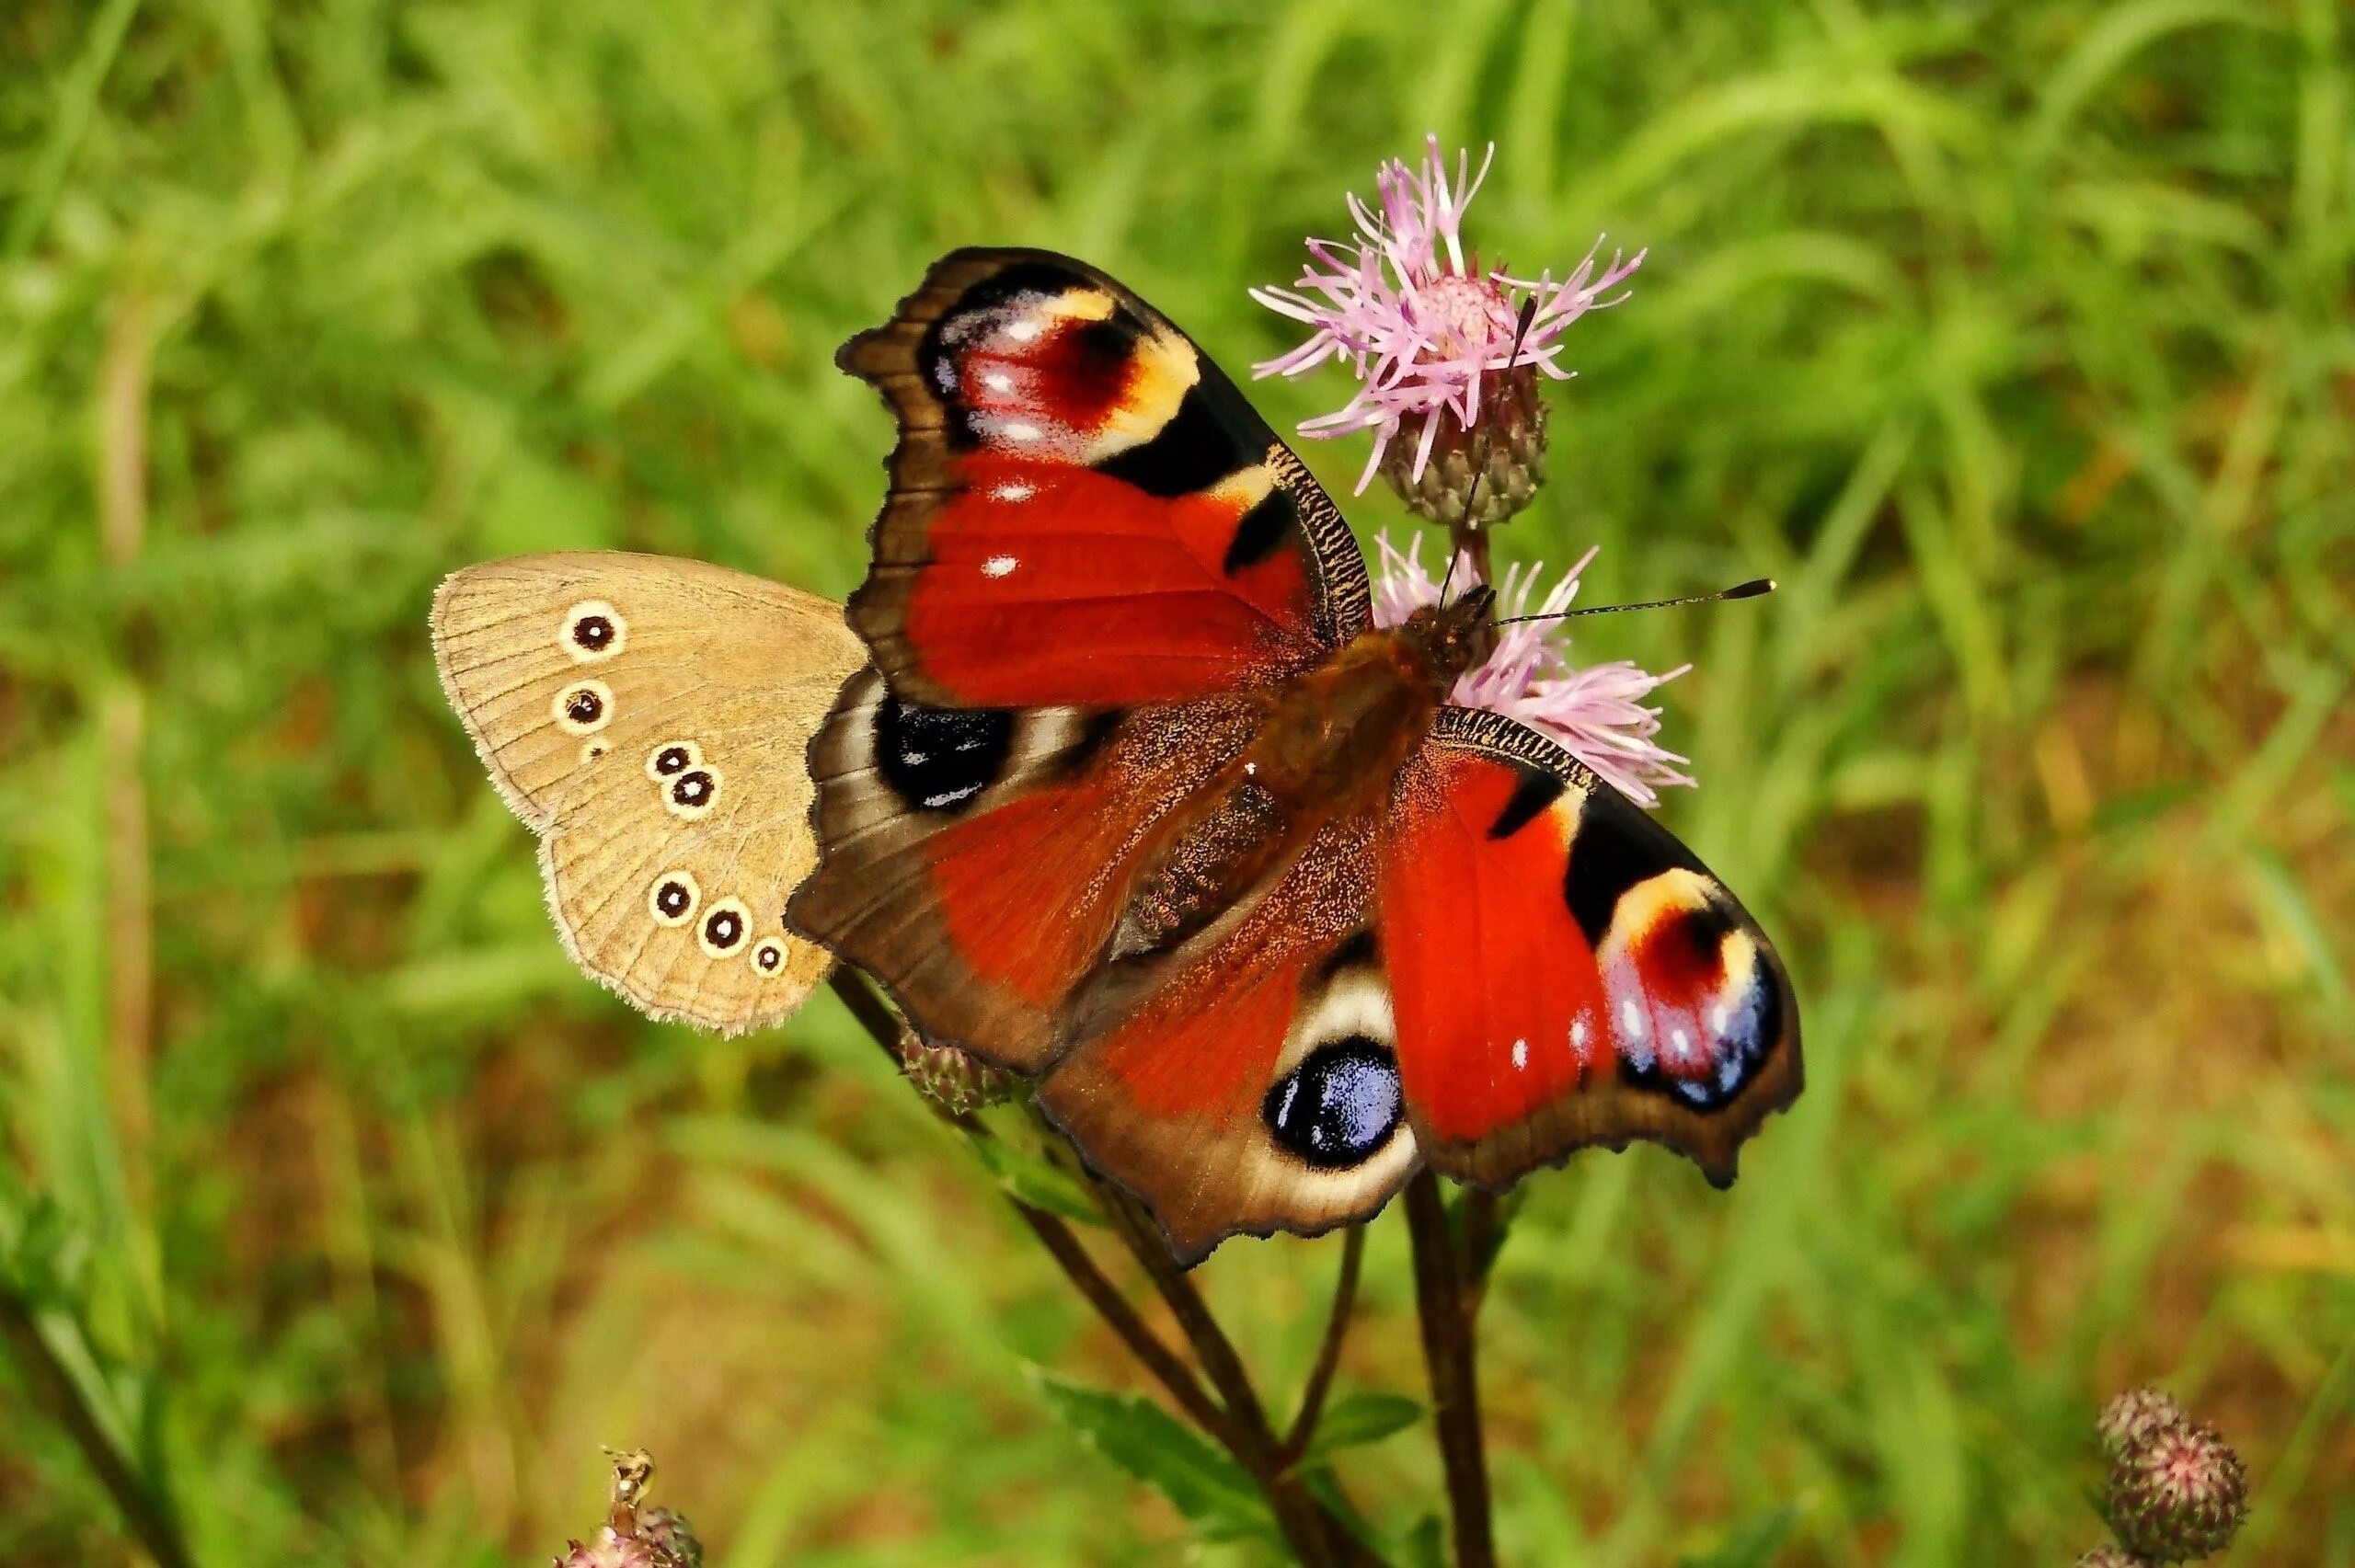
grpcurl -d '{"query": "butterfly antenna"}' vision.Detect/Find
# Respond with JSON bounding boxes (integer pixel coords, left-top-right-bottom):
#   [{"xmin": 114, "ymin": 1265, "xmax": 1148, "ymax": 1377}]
[
  {"xmin": 1493, "ymin": 576, "xmax": 1775, "ymax": 626},
  {"xmin": 1438, "ymin": 294, "xmax": 1540, "ymax": 608}
]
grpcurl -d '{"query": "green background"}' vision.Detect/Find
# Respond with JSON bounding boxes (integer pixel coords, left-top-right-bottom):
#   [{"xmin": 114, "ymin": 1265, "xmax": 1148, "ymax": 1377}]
[{"xmin": 3, "ymin": 0, "xmax": 2349, "ymax": 1562}]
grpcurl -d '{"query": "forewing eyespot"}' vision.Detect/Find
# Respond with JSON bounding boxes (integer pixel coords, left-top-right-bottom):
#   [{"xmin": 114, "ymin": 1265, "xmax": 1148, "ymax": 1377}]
[
  {"xmin": 645, "ymin": 740, "xmax": 701, "ymax": 781},
  {"xmin": 648, "ymin": 872, "xmax": 701, "ymax": 928},
  {"xmin": 698, "ymin": 898, "xmax": 750, "ymax": 957},
  {"xmin": 552, "ymin": 680, "xmax": 615, "ymax": 736},
  {"xmin": 560, "ymin": 600, "xmax": 626, "ymax": 662}
]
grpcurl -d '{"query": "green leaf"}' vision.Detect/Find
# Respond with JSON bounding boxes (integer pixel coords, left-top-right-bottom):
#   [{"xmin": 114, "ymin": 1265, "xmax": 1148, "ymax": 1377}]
[
  {"xmin": 1029, "ymin": 1370, "xmax": 1276, "ymax": 1544},
  {"xmin": 1680, "ymin": 1503, "xmax": 1800, "ymax": 1567},
  {"xmin": 965, "ymin": 1136, "xmax": 1106, "ymax": 1227},
  {"xmin": 1301, "ymin": 1391, "xmax": 1424, "ymax": 1461}
]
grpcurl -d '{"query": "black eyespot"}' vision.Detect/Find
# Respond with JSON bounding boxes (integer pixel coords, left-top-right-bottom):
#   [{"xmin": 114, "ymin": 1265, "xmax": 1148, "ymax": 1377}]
[
  {"xmin": 572, "ymin": 614, "xmax": 614, "ymax": 650},
  {"xmin": 565, "ymin": 688, "xmax": 603, "ymax": 725},
  {"xmin": 655, "ymin": 880, "xmax": 692, "ymax": 918},
  {"xmin": 873, "ymin": 693, "xmax": 1013, "ymax": 814},
  {"xmin": 653, "ymin": 746, "xmax": 692, "ymax": 776},
  {"xmin": 672, "ymin": 771, "xmax": 714, "ymax": 807},
  {"xmin": 753, "ymin": 943, "xmax": 783, "ymax": 973},
  {"xmin": 1263, "ymin": 1037, "xmax": 1403, "ymax": 1170},
  {"xmin": 703, "ymin": 908, "xmax": 743, "ymax": 951}
]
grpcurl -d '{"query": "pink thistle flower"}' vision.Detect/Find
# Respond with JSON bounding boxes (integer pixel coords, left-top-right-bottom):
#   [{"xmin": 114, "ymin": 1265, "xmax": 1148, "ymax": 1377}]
[
  {"xmin": 1373, "ymin": 532, "xmax": 1692, "ymax": 807},
  {"xmin": 1253, "ymin": 135, "xmax": 1644, "ymax": 517}
]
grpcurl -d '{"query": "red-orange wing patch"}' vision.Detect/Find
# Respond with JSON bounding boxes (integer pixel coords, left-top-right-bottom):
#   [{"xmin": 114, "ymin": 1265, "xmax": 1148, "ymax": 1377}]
[
  {"xmin": 1039, "ymin": 819, "xmax": 1418, "ymax": 1262},
  {"xmin": 838, "ymin": 249, "xmax": 1369, "ymax": 709},
  {"xmin": 788, "ymin": 672, "xmax": 1263, "ymax": 1070},
  {"xmin": 1377, "ymin": 709, "xmax": 1802, "ymax": 1188}
]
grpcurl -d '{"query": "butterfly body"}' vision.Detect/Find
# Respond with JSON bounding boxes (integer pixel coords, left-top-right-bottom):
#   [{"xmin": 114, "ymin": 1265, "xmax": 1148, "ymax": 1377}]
[
  {"xmin": 1128, "ymin": 588, "xmax": 1494, "ymax": 942},
  {"xmin": 791, "ymin": 247, "xmax": 1801, "ymax": 1258}
]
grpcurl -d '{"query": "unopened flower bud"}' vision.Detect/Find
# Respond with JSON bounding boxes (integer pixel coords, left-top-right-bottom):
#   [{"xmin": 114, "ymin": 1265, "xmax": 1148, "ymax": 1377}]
[
  {"xmin": 1380, "ymin": 368, "xmax": 1548, "ymax": 530},
  {"xmin": 2097, "ymin": 1387, "xmax": 2187, "ymax": 1461},
  {"xmin": 2098, "ymin": 1391, "xmax": 2248, "ymax": 1562},
  {"xmin": 2074, "ymin": 1549, "xmax": 2141, "ymax": 1568},
  {"xmin": 635, "ymin": 1508, "xmax": 703, "ymax": 1568},
  {"xmin": 900, "ymin": 1029, "xmax": 1014, "ymax": 1116}
]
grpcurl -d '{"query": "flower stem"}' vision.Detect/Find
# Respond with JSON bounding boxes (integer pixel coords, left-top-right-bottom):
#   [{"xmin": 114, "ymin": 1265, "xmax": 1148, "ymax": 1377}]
[
  {"xmin": 1094, "ymin": 1182, "xmax": 1353, "ymax": 1568},
  {"xmin": 823, "ymin": 965, "xmax": 1377, "ymax": 1566},
  {"xmin": 1283, "ymin": 1224, "xmax": 1365, "ymax": 1462},
  {"xmin": 1404, "ymin": 1168, "xmax": 1493, "ymax": 1568},
  {"xmin": 1009, "ymin": 1204, "xmax": 1230, "ymax": 1437}
]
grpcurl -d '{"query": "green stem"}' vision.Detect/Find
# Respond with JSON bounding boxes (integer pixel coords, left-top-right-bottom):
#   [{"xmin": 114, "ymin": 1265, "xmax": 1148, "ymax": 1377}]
[
  {"xmin": 1283, "ymin": 1224, "xmax": 1365, "ymax": 1463},
  {"xmin": 1405, "ymin": 1170, "xmax": 1492, "ymax": 1568}
]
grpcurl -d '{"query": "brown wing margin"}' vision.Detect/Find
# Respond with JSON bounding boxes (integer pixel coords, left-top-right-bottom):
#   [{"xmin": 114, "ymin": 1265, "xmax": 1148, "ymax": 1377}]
[{"xmin": 1377, "ymin": 706, "xmax": 1804, "ymax": 1190}]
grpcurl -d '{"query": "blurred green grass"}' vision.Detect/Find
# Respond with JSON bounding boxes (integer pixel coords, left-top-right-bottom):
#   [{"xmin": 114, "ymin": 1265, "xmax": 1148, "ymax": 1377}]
[{"xmin": 2, "ymin": 0, "xmax": 2350, "ymax": 1562}]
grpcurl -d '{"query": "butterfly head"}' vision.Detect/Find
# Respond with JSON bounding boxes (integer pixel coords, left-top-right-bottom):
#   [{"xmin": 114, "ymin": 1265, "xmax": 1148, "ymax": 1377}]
[{"xmin": 1396, "ymin": 581, "xmax": 1497, "ymax": 693}]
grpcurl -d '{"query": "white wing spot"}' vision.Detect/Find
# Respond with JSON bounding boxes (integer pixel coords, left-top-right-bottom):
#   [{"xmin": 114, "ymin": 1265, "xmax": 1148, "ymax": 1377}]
[
  {"xmin": 982, "ymin": 372, "xmax": 1013, "ymax": 393},
  {"xmin": 1708, "ymin": 1002, "xmax": 1731, "ymax": 1032},
  {"xmin": 1005, "ymin": 318, "xmax": 1041, "ymax": 343},
  {"xmin": 1511, "ymin": 1038, "xmax": 1529, "ymax": 1070},
  {"xmin": 1000, "ymin": 421, "xmax": 1042, "ymax": 443},
  {"xmin": 993, "ymin": 482, "xmax": 1035, "ymax": 502},
  {"xmin": 1670, "ymin": 1027, "xmax": 1693, "ymax": 1059},
  {"xmin": 1620, "ymin": 999, "xmax": 1646, "ymax": 1038},
  {"xmin": 1569, "ymin": 1016, "xmax": 1591, "ymax": 1057},
  {"xmin": 982, "ymin": 555, "xmax": 1018, "ymax": 578}
]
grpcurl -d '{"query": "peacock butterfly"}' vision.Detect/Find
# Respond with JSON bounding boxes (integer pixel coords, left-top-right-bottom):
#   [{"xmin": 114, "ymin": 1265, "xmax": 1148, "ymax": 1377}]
[{"xmin": 789, "ymin": 247, "xmax": 1801, "ymax": 1260}]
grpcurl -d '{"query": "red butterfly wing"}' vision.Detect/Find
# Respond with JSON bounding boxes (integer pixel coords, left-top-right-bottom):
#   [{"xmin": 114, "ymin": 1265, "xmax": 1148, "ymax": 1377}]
[
  {"xmin": 1037, "ymin": 820, "xmax": 1416, "ymax": 1263},
  {"xmin": 837, "ymin": 248, "xmax": 1369, "ymax": 708},
  {"xmin": 789, "ymin": 674, "xmax": 1264, "ymax": 1070},
  {"xmin": 1378, "ymin": 709, "xmax": 1801, "ymax": 1186}
]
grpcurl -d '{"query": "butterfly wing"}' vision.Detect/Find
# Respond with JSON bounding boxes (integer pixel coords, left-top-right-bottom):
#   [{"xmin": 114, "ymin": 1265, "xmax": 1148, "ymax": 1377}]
[
  {"xmin": 790, "ymin": 675, "xmax": 1267, "ymax": 1070},
  {"xmin": 837, "ymin": 246, "xmax": 1369, "ymax": 708},
  {"xmin": 1378, "ymin": 708, "xmax": 1802, "ymax": 1186},
  {"xmin": 1036, "ymin": 821, "xmax": 1418, "ymax": 1262},
  {"xmin": 432, "ymin": 553, "xmax": 865, "ymax": 1034},
  {"xmin": 1036, "ymin": 704, "xmax": 1803, "ymax": 1260},
  {"xmin": 795, "ymin": 250, "xmax": 1372, "ymax": 1065}
]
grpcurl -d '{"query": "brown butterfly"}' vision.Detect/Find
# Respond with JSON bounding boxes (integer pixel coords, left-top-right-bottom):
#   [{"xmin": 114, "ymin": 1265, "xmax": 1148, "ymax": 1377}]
[{"xmin": 432, "ymin": 552, "xmax": 864, "ymax": 1033}]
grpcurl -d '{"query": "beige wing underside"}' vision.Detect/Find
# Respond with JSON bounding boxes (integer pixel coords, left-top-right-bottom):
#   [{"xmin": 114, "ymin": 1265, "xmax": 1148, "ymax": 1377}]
[{"xmin": 432, "ymin": 551, "xmax": 865, "ymax": 1033}]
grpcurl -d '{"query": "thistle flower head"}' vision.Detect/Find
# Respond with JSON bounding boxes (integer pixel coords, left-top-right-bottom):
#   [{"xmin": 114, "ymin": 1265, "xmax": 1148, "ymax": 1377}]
[
  {"xmin": 1252, "ymin": 135, "xmax": 1643, "ymax": 520},
  {"xmin": 2097, "ymin": 1390, "xmax": 2248, "ymax": 1563},
  {"xmin": 1373, "ymin": 532, "xmax": 1691, "ymax": 807}
]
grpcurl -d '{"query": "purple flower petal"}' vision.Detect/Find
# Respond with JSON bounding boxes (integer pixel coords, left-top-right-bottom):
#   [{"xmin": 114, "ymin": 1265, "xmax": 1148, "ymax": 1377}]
[
  {"xmin": 1370, "ymin": 532, "xmax": 1694, "ymax": 807},
  {"xmin": 1251, "ymin": 138, "xmax": 1644, "ymax": 494}
]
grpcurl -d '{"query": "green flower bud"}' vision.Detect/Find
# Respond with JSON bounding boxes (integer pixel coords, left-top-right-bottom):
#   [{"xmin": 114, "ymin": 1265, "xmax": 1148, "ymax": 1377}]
[
  {"xmin": 1380, "ymin": 369, "xmax": 1548, "ymax": 532},
  {"xmin": 900, "ymin": 1030, "xmax": 1015, "ymax": 1116}
]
